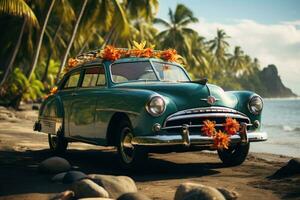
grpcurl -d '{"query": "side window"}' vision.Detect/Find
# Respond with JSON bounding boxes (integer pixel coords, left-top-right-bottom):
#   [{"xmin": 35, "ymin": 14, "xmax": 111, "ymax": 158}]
[
  {"xmin": 63, "ymin": 71, "xmax": 81, "ymax": 89},
  {"xmin": 81, "ymin": 66, "xmax": 106, "ymax": 88}
]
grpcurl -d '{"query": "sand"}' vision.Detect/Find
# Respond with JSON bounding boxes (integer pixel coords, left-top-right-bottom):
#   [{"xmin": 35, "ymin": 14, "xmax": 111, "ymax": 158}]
[{"xmin": 0, "ymin": 107, "xmax": 299, "ymax": 200}]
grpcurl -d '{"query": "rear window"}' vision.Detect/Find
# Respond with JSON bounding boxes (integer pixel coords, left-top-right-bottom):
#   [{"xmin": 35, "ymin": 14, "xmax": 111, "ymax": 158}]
[
  {"xmin": 63, "ymin": 71, "xmax": 81, "ymax": 89},
  {"xmin": 81, "ymin": 66, "xmax": 106, "ymax": 87}
]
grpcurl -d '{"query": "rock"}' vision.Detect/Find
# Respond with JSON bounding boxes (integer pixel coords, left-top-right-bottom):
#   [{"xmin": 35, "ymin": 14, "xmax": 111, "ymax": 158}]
[
  {"xmin": 63, "ymin": 171, "xmax": 88, "ymax": 184},
  {"xmin": 174, "ymin": 182, "xmax": 225, "ymax": 200},
  {"xmin": 117, "ymin": 192, "xmax": 152, "ymax": 200},
  {"xmin": 88, "ymin": 174, "xmax": 137, "ymax": 198},
  {"xmin": 39, "ymin": 157, "xmax": 71, "ymax": 174},
  {"xmin": 217, "ymin": 188, "xmax": 239, "ymax": 200},
  {"xmin": 71, "ymin": 179, "xmax": 109, "ymax": 198},
  {"xmin": 78, "ymin": 198, "xmax": 114, "ymax": 200},
  {"xmin": 50, "ymin": 190, "xmax": 75, "ymax": 200},
  {"xmin": 52, "ymin": 172, "xmax": 67, "ymax": 182},
  {"xmin": 270, "ymin": 158, "xmax": 300, "ymax": 179}
]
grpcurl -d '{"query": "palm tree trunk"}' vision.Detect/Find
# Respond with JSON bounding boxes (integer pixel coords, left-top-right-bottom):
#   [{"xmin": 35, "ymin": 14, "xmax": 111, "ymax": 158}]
[
  {"xmin": 27, "ymin": 0, "xmax": 56, "ymax": 81},
  {"xmin": 42, "ymin": 22, "xmax": 62, "ymax": 83},
  {"xmin": 56, "ymin": 0, "xmax": 88, "ymax": 83},
  {"xmin": 0, "ymin": 18, "xmax": 27, "ymax": 87}
]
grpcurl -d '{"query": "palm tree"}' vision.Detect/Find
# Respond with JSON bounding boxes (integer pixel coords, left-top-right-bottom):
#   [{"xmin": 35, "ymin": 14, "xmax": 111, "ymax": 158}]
[
  {"xmin": 56, "ymin": 0, "xmax": 88, "ymax": 82},
  {"xmin": 27, "ymin": 0, "xmax": 56, "ymax": 81},
  {"xmin": 228, "ymin": 46, "xmax": 245, "ymax": 76},
  {"xmin": 0, "ymin": 0, "xmax": 38, "ymax": 87},
  {"xmin": 154, "ymin": 4, "xmax": 198, "ymax": 58},
  {"xmin": 208, "ymin": 29, "xmax": 230, "ymax": 66}
]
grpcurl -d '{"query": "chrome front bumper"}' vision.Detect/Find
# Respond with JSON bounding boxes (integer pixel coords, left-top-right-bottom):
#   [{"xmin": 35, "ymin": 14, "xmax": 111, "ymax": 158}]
[{"xmin": 131, "ymin": 124, "xmax": 267, "ymax": 147}]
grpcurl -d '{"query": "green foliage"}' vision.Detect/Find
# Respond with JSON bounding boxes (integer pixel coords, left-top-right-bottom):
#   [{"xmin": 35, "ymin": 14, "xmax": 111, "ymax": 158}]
[{"xmin": 2, "ymin": 68, "xmax": 44, "ymax": 105}]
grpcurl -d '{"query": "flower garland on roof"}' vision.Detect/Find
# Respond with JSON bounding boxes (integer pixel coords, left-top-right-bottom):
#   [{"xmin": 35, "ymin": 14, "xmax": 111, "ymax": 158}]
[
  {"xmin": 65, "ymin": 41, "xmax": 183, "ymax": 72},
  {"xmin": 201, "ymin": 117, "xmax": 241, "ymax": 149}
]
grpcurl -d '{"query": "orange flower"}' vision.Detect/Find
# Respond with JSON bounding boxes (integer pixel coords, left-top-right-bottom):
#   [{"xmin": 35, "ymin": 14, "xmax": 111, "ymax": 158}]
[
  {"xmin": 213, "ymin": 130, "xmax": 231, "ymax": 149},
  {"xmin": 68, "ymin": 58, "xmax": 79, "ymax": 68},
  {"xmin": 44, "ymin": 86, "xmax": 58, "ymax": 99},
  {"xmin": 140, "ymin": 48, "xmax": 154, "ymax": 58},
  {"xmin": 224, "ymin": 117, "xmax": 240, "ymax": 135},
  {"xmin": 201, "ymin": 120, "xmax": 216, "ymax": 136},
  {"xmin": 160, "ymin": 49, "xmax": 180, "ymax": 62},
  {"xmin": 50, "ymin": 86, "xmax": 58, "ymax": 95},
  {"xmin": 102, "ymin": 45, "xmax": 121, "ymax": 61}
]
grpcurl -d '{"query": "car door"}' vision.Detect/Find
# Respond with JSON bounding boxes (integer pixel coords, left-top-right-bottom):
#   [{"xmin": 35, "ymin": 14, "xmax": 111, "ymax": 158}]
[
  {"xmin": 58, "ymin": 69, "xmax": 82, "ymax": 137},
  {"xmin": 68, "ymin": 65, "xmax": 107, "ymax": 143}
]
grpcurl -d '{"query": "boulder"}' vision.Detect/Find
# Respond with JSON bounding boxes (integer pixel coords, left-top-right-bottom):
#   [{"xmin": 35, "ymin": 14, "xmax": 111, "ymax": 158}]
[
  {"xmin": 117, "ymin": 192, "xmax": 151, "ymax": 200},
  {"xmin": 50, "ymin": 190, "xmax": 74, "ymax": 200},
  {"xmin": 39, "ymin": 157, "xmax": 71, "ymax": 174},
  {"xmin": 88, "ymin": 174, "xmax": 137, "ymax": 198},
  {"xmin": 77, "ymin": 198, "xmax": 114, "ymax": 200},
  {"xmin": 63, "ymin": 171, "xmax": 87, "ymax": 184},
  {"xmin": 71, "ymin": 179, "xmax": 109, "ymax": 198},
  {"xmin": 174, "ymin": 182, "xmax": 225, "ymax": 200},
  {"xmin": 270, "ymin": 158, "xmax": 300, "ymax": 179},
  {"xmin": 217, "ymin": 188, "xmax": 239, "ymax": 200},
  {"xmin": 52, "ymin": 172, "xmax": 67, "ymax": 182}
]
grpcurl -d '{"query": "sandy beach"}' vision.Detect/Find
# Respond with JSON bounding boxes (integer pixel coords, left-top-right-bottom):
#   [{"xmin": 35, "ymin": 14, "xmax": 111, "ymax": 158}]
[{"xmin": 0, "ymin": 107, "xmax": 299, "ymax": 200}]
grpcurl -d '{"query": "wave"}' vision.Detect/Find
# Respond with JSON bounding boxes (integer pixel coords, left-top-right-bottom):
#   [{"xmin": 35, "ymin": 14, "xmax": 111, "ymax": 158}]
[{"xmin": 282, "ymin": 125, "xmax": 300, "ymax": 132}]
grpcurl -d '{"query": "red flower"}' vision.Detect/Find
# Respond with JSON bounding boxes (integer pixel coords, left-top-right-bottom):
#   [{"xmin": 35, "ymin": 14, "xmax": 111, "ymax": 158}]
[
  {"xmin": 223, "ymin": 117, "xmax": 240, "ymax": 135},
  {"xmin": 102, "ymin": 45, "xmax": 121, "ymax": 61},
  {"xmin": 201, "ymin": 120, "xmax": 216, "ymax": 136},
  {"xmin": 213, "ymin": 130, "xmax": 231, "ymax": 149}
]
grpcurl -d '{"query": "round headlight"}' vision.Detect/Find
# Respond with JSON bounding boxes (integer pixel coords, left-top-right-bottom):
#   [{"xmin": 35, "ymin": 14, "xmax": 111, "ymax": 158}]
[
  {"xmin": 146, "ymin": 96, "xmax": 166, "ymax": 116},
  {"xmin": 248, "ymin": 95, "xmax": 263, "ymax": 114}
]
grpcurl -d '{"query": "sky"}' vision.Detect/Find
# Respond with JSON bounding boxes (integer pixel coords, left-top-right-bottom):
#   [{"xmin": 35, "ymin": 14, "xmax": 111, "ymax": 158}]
[{"xmin": 157, "ymin": 0, "xmax": 300, "ymax": 95}]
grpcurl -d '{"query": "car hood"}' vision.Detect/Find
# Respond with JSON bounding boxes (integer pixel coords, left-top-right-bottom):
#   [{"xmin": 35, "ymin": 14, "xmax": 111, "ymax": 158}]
[{"xmin": 113, "ymin": 82, "xmax": 238, "ymax": 110}]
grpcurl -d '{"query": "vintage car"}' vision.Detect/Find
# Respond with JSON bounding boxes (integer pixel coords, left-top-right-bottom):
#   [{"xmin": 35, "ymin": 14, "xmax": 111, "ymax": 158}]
[{"xmin": 34, "ymin": 48, "xmax": 267, "ymax": 169}]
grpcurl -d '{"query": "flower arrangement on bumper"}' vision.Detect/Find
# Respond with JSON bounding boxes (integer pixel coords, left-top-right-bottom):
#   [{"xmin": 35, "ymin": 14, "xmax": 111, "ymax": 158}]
[
  {"xmin": 65, "ymin": 41, "xmax": 183, "ymax": 72},
  {"xmin": 201, "ymin": 117, "xmax": 241, "ymax": 149}
]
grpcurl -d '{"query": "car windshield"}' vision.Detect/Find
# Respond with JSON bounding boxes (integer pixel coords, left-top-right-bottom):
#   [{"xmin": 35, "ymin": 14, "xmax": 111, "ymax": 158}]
[{"xmin": 110, "ymin": 61, "xmax": 190, "ymax": 83}]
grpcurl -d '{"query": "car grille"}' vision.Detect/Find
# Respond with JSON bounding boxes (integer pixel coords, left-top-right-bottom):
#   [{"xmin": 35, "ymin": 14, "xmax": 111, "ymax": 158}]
[{"xmin": 162, "ymin": 107, "xmax": 251, "ymax": 135}]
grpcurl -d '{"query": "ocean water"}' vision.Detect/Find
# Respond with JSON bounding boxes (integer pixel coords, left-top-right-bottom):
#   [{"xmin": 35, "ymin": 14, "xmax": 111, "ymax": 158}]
[{"xmin": 251, "ymin": 98, "xmax": 300, "ymax": 158}]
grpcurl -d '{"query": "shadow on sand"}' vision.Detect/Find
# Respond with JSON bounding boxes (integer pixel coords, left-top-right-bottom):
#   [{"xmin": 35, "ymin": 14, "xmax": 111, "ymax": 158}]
[{"xmin": 0, "ymin": 147, "xmax": 224, "ymax": 196}]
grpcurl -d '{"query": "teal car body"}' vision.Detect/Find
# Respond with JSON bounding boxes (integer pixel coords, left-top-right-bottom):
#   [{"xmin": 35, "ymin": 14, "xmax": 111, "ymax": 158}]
[{"xmin": 35, "ymin": 57, "xmax": 267, "ymax": 167}]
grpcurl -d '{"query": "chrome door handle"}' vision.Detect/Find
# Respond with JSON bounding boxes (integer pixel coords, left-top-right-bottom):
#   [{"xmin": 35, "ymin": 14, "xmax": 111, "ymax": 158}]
[{"xmin": 71, "ymin": 92, "xmax": 78, "ymax": 96}]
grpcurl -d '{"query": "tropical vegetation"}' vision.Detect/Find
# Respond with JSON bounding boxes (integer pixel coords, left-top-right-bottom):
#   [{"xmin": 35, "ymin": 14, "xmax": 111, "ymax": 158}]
[{"xmin": 0, "ymin": 0, "xmax": 278, "ymax": 109}]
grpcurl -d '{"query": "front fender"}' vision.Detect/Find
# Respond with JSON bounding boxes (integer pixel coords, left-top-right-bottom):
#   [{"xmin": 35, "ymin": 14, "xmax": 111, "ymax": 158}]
[{"xmin": 228, "ymin": 91, "xmax": 262, "ymax": 130}]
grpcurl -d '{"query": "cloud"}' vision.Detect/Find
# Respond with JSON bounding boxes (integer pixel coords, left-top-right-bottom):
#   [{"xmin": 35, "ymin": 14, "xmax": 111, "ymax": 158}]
[{"xmin": 190, "ymin": 19, "xmax": 300, "ymax": 95}]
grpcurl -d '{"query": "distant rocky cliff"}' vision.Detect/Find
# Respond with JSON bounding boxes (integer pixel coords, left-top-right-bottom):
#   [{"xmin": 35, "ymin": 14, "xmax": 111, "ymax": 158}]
[
  {"xmin": 259, "ymin": 65, "xmax": 297, "ymax": 98},
  {"xmin": 237, "ymin": 64, "xmax": 297, "ymax": 98}
]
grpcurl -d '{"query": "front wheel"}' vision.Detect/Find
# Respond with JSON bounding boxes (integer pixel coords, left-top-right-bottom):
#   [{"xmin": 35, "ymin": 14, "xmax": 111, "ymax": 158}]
[
  {"xmin": 48, "ymin": 134, "xmax": 68, "ymax": 154},
  {"xmin": 116, "ymin": 120, "xmax": 148, "ymax": 170},
  {"xmin": 217, "ymin": 143, "xmax": 250, "ymax": 166}
]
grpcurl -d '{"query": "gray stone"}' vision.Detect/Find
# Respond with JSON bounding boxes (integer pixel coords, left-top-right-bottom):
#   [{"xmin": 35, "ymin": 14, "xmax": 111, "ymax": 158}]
[
  {"xmin": 50, "ymin": 190, "xmax": 75, "ymax": 200},
  {"xmin": 217, "ymin": 188, "xmax": 239, "ymax": 200},
  {"xmin": 52, "ymin": 172, "xmax": 67, "ymax": 182},
  {"xmin": 39, "ymin": 157, "xmax": 71, "ymax": 174},
  {"xmin": 88, "ymin": 174, "xmax": 137, "ymax": 198},
  {"xmin": 270, "ymin": 158, "xmax": 300, "ymax": 179},
  {"xmin": 78, "ymin": 198, "xmax": 114, "ymax": 200},
  {"xmin": 175, "ymin": 182, "xmax": 225, "ymax": 200},
  {"xmin": 117, "ymin": 192, "xmax": 151, "ymax": 200},
  {"xmin": 63, "ymin": 171, "xmax": 87, "ymax": 184},
  {"xmin": 71, "ymin": 179, "xmax": 109, "ymax": 199}
]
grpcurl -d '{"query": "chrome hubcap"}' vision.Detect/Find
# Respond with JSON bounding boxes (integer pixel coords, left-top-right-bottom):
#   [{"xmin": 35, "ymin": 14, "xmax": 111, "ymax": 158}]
[{"xmin": 120, "ymin": 127, "xmax": 135, "ymax": 164}]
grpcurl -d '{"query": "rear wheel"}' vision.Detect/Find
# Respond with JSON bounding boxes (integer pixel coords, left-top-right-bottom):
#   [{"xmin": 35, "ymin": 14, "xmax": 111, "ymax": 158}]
[
  {"xmin": 217, "ymin": 143, "xmax": 250, "ymax": 166},
  {"xmin": 116, "ymin": 120, "xmax": 148, "ymax": 169},
  {"xmin": 48, "ymin": 134, "xmax": 68, "ymax": 154}
]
